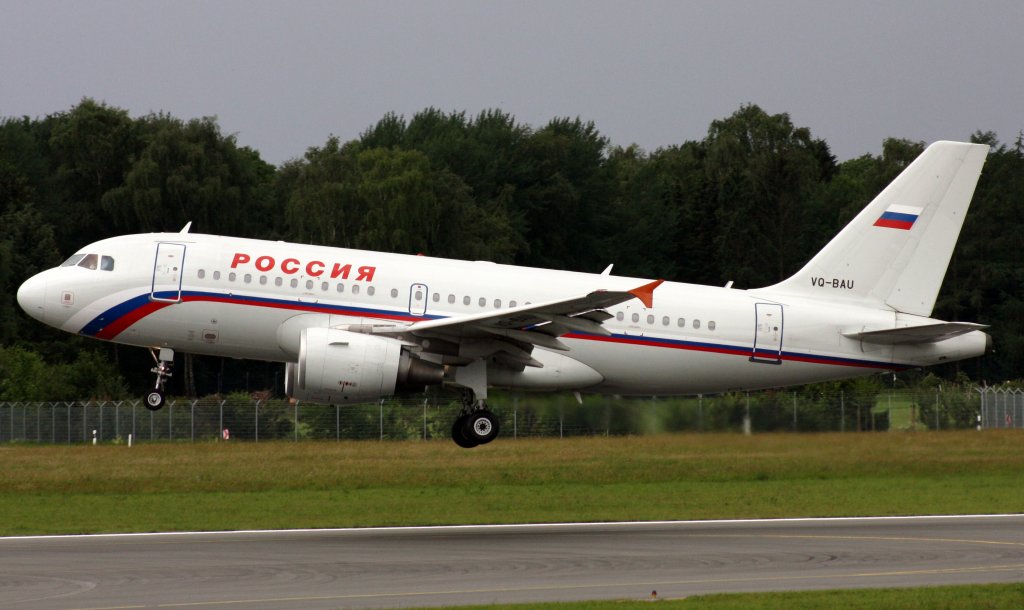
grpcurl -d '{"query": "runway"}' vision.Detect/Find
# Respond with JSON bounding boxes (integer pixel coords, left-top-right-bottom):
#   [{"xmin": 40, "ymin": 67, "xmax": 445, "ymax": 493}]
[{"xmin": 3, "ymin": 515, "xmax": 1023, "ymax": 609}]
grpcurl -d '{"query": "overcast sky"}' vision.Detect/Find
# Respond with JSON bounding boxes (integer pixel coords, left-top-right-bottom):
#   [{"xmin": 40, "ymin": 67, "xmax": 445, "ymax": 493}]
[{"xmin": 2, "ymin": 0, "xmax": 1021, "ymax": 166}]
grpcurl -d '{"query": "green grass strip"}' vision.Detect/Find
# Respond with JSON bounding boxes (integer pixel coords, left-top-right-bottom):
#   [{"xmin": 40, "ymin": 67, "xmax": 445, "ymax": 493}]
[
  {"xmin": 1, "ymin": 431, "xmax": 1022, "ymax": 535},
  {"xmin": 440, "ymin": 583, "xmax": 1024, "ymax": 609}
]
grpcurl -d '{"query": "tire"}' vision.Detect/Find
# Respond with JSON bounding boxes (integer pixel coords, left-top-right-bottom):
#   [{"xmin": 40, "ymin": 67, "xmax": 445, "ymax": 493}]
[
  {"xmin": 462, "ymin": 410, "xmax": 500, "ymax": 445},
  {"xmin": 451, "ymin": 415, "xmax": 479, "ymax": 448},
  {"xmin": 145, "ymin": 390, "xmax": 165, "ymax": 411}
]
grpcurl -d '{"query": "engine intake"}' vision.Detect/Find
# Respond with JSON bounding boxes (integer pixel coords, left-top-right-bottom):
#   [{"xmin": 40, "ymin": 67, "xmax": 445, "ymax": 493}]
[{"xmin": 284, "ymin": 327, "xmax": 443, "ymax": 403}]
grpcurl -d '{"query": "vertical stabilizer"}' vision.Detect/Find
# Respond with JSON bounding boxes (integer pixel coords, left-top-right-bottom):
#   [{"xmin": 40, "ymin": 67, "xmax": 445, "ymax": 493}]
[{"xmin": 768, "ymin": 141, "xmax": 988, "ymax": 316}]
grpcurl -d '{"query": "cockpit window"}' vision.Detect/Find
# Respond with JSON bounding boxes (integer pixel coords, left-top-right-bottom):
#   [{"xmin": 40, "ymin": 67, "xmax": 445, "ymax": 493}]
[
  {"xmin": 77, "ymin": 254, "xmax": 99, "ymax": 270},
  {"xmin": 61, "ymin": 254, "xmax": 87, "ymax": 267},
  {"xmin": 62, "ymin": 253, "xmax": 115, "ymax": 271}
]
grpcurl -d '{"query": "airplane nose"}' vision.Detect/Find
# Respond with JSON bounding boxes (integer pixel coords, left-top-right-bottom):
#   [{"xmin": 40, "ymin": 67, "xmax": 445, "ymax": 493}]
[{"xmin": 17, "ymin": 273, "xmax": 48, "ymax": 324}]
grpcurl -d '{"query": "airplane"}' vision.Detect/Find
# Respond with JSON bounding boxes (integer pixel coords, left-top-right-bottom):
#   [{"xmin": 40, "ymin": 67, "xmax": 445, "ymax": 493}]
[{"xmin": 17, "ymin": 140, "xmax": 991, "ymax": 447}]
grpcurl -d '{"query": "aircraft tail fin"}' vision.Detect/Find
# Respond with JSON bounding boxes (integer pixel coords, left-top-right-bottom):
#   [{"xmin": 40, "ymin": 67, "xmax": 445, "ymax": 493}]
[{"xmin": 768, "ymin": 141, "xmax": 989, "ymax": 316}]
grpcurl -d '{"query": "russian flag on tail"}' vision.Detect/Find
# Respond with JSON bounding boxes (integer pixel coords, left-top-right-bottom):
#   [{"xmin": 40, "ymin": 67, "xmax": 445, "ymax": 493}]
[{"xmin": 874, "ymin": 204, "xmax": 923, "ymax": 230}]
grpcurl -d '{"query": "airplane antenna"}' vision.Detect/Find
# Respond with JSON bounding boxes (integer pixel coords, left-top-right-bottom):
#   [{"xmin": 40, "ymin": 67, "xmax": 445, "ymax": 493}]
[
  {"xmin": 179, "ymin": 221, "xmax": 192, "ymax": 234},
  {"xmin": 601, "ymin": 264, "xmax": 614, "ymax": 276}
]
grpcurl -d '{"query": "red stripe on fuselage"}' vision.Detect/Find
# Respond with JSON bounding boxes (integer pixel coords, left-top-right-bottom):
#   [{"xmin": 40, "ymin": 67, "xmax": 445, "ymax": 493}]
[{"xmin": 95, "ymin": 301, "xmax": 173, "ymax": 340}]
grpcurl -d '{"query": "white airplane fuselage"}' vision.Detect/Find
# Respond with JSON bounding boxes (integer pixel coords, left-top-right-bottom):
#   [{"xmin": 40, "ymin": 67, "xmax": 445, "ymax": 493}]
[{"xmin": 17, "ymin": 232, "xmax": 985, "ymax": 396}]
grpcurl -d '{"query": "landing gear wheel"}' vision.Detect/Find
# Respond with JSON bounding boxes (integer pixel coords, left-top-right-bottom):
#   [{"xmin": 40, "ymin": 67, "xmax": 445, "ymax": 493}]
[
  {"xmin": 145, "ymin": 389, "xmax": 165, "ymax": 411},
  {"xmin": 462, "ymin": 410, "xmax": 500, "ymax": 445},
  {"xmin": 146, "ymin": 347, "xmax": 174, "ymax": 411},
  {"xmin": 451, "ymin": 415, "xmax": 479, "ymax": 449}
]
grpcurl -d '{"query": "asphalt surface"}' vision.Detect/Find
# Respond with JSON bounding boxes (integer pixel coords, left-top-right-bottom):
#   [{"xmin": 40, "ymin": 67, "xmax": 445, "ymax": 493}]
[{"xmin": 2, "ymin": 516, "xmax": 1023, "ymax": 609}]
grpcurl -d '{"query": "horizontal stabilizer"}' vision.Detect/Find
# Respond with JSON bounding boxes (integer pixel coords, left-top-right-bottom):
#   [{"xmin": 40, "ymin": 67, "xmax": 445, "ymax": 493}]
[{"xmin": 843, "ymin": 322, "xmax": 988, "ymax": 345}]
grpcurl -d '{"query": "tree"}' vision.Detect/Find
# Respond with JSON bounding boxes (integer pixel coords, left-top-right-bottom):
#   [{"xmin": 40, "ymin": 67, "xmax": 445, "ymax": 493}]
[{"xmin": 702, "ymin": 104, "xmax": 837, "ymax": 287}]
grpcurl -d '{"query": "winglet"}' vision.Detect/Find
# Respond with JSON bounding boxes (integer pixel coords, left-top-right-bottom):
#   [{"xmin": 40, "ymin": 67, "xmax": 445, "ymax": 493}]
[{"xmin": 628, "ymin": 279, "xmax": 664, "ymax": 309}]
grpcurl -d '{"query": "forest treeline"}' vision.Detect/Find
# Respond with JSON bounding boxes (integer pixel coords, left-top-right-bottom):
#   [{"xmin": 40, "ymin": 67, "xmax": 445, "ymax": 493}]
[{"xmin": 1, "ymin": 99, "xmax": 1021, "ymax": 400}]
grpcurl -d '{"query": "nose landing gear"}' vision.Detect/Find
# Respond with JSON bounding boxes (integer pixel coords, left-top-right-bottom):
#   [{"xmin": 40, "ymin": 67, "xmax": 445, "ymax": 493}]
[{"xmin": 145, "ymin": 347, "xmax": 174, "ymax": 411}]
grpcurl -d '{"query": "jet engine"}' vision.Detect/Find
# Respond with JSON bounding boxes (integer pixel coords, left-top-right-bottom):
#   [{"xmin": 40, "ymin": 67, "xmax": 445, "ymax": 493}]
[{"xmin": 284, "ymin": 327, "xmax": 443, "ymax": 403}]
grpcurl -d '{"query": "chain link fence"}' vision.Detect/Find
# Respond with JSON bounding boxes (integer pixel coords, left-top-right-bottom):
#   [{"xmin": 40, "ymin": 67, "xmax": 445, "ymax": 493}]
[
  {"xmin": 978, "ymin": 387, "xmax": 1024, "ymax": 429},
  {"xmin": 0, "ymin": 385, "xmax": 1002, "ymax": 445}
]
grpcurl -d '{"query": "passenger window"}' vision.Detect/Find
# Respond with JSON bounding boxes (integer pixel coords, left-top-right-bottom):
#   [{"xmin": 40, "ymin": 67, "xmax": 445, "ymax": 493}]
[
  {"xmin": 616, "ymin": 311, "xmax": 624, "ymax": 321},
  {"xmin": 305, "ymin": 280, "xmax": 313, "ymax": 289},
  {"xmin": 510, "ymin": 300, "xmax": 517, "ymax": 308},
  {"xmin": 448, "ymin": 294, "xmax": 455, "ymax": 304},
  {"xmin": 391, "ymin": 288, "xmax": 399, "ymax": 298},
  {"xmin": 662, "ymin": 316, "xmax": 669, "ymax": 326},
  {"xmin": 693, "ymin": 319, "xmax": 701, "ymax": 329},
  {"xmin": 213, "ymin": 271, "xmax": 221, "ymax": 280},
  {"xmin": 321, "ymin": 281, "xmax": 329, "ymax": 291},
  {"xmin": 494, "ymin": 299, "xmax": 501, "ymax": 308},
  {"xmin": 368, "ymin": 286, "xmax": 375, "ymax": 296},
  {"xmin": 415, "ymin": 289, "xmax": 423, "ymax": 300},
  {"xmin": 337, "ymin": 283, "xmax": 344, "ymax": 292},
  {"xmin": 463, "ymin": 296, "xmax": 471, "ymax": 306},
  {"xmin": 677, "ymin": 318, "xmax": 685, "ymax": 328},
  {"xmin": 631, "ymin": 313, "xmax": 639, "ymax": 323},
  {"xmin": 275, "ymin": 277, "xmax": 282, "ymax": 287},
  {"xmin": 198, "ymin": 269, "xmax": 206, "ymax": 279},
  {"xmin": 432, "ymin": 293, "xmax": 440, "ymax": 302},
  {"xmin": 646, "ymin": 314, "xmax": 654, "ymax": 324},
  {"xmin": 478, "ymin": 297, "xmax": 486, "ymax": 307},
  {"xmin": 228, "ymin": 272, "xmax": 236, "ymax": 282},
  {"xmin": 260, "ymin": 276, "xmax": 267, "ymax": 285},
  {"xmin": 244, "ymin": 274, "xmax": 252, "ymax": 284},
  {"xmin": 709, "ymin": 321, "xmax": 716, "ymax": 331},
  {"xmin": 352, "ymin": 285, "xmax": 360, "ymax": 295},
  {"xmin": 100, "ymin": 256, "xmax": 115, "ymax": 271},
  {"xmin": 290, "ymin": 278, "xmax": 298, "ymax": 288},
  {"xmin": 78, "ymin": 254, "xmax": 99, "ymax": 270}
]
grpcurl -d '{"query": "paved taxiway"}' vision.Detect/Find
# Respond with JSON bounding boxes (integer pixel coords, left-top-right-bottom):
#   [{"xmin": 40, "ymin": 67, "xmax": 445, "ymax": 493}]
[{"xmin": 3, "ymin": 515, "xmax": 1023, "ymax": 609}]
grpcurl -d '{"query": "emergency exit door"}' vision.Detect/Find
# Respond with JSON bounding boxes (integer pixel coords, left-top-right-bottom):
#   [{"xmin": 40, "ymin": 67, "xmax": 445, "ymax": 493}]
[{"xmin": 409, "ymin": 283, "xmax": 428, "ymax": 317}]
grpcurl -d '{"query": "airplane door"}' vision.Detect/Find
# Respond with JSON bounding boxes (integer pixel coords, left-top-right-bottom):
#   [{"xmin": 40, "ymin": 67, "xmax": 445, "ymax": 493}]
[
  {"xmin": 152, "ymin": 242, "xmax": 186, "ymax": 303},
  {"xmin": 409, "ymin": 283, "xmax": 428, "ymax": 316},
  {"xmin": 751, "ymin": 303, "xmax": 783, "ymax": 364}
]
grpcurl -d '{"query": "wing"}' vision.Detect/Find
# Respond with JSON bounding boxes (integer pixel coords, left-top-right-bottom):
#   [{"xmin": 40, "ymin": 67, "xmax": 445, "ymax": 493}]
[{"xmin": 375, "ymin": 279, "xmax": 663, "ymax": 367}]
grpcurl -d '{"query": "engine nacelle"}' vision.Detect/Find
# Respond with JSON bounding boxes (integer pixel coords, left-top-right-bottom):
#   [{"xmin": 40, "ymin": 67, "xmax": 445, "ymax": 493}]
[{"xmin": 284, "ymin": 327, "xmax": 443, "ymax": 403}]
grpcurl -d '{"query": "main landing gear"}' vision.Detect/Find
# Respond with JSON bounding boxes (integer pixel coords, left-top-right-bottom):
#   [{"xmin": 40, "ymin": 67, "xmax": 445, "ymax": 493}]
[
  {"xmin": 451, "ymin": 389, "xmax": 500, "ymax": 449},
  {"xmin": 145, "ymin": 347, "xmax": 174, "ymax": 411}
]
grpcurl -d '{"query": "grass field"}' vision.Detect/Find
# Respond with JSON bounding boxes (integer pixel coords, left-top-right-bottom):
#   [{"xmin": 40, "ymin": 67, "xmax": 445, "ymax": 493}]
[
  {"xmin": 446, "ymin": 583, "xmax": 1024, "ymax": 609},
  {"xmin": 1, "ymin": 430, "xmax": 1022, "ymax": 535}
]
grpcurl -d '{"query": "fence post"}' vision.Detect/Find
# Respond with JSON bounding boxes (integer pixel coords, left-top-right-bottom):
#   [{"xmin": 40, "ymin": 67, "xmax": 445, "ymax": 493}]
[
  {"xmin": 335, "ymin": 404, "xmax": 340, "ymax": 442},
  {"xmin": 131, "ymin": 402, "xmax": 136, "ymax": 443},
  {"xmin": 191, "ymin": 400, "xmax": 197, "ymax": 443},
  {"xmin": 935, "ymin": 390, "xmax": 940, "ymax": 430},
  {"xmin": 379, "ymin": 399, "xmax": 384, "ymax": 441},
  {"xmin": 840, "ymin": 390, "xmax": 845, "ymax": 433},
  {"xmin": 743, "ymin": 392, "xmax": 751, "ymax": 435},
  {"xmin": 219, "ymin": 400, "xmax": 225, "ymax": 441},
  {"xmin": 169, "ymin": 400, "xmax": 174, "ymax": 441},
  {"xmin": 255, "ymin": 400, "xmax": 260, "ymax": 443},
  {"xmin": 792, "ymin": 392, "xmax": 797, "ymax": 431},
  {"xmin": 294, "ymin": 401, "xmax": 299, "ymax": 442},
  {"xmin": 423, "ymin": 398, "xmax": 428, "ymax": 440}
]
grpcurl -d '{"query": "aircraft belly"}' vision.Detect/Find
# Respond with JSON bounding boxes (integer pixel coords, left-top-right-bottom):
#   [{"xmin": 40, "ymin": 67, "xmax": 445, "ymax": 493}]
[
  {"xmin": 565, "ymin": 336, "xmax": 888, "ymax": 396},
  {"xmin": 116, "ymin": 300, "xmax": 293, "ymax": 361}
]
